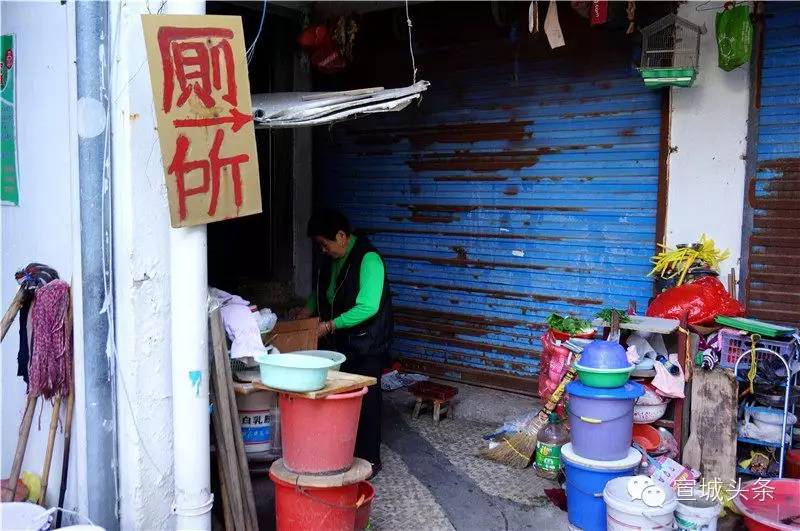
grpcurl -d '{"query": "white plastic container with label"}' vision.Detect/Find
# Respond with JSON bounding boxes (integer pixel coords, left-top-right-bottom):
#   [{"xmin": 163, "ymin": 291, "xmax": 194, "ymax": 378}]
[{"xmin": 236, "ymin": 390, "xmax": 280, "ymax": 460}]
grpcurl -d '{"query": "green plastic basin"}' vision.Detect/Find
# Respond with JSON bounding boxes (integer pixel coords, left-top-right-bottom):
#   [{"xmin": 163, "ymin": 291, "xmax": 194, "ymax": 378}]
[
  {"xmin": 256, "ymin": 353, "xmax": 338, "ymax": 392},
  {"xmin": 574, "ymin": 364, "xmax": 634, "ymax": 388}
]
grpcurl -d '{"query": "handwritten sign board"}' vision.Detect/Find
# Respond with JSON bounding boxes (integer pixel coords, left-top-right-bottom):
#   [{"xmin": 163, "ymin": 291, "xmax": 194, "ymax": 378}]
[{"xmin": 142, "ymin": 15, "xmax": 262, "ymax": 228}]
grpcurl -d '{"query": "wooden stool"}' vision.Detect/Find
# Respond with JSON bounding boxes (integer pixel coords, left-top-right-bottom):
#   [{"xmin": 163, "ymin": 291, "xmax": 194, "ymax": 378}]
[{"xmin": 408, "ymin": 381, "xmax": 458, "ymax": 423}]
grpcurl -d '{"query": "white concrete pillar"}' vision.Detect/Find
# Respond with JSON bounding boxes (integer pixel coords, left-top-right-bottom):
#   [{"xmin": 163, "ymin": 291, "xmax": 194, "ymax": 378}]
[
  {"xmin": 666, "ymin": 2, "xmax": 751, "ymax": 275},
  {"xmin": 110, "ymin": 0, "xmax": 208, "ymax": 528}
]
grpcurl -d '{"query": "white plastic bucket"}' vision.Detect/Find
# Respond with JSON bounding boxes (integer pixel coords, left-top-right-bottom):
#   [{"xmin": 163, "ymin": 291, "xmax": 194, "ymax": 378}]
[
  {"xmin": 604, "ymin": 477, "xmax": 677, "ymax": 530},
  {"xmin": 236, "ymin": 391, "xmax": 278, "ymax": 458},
  {"xmin": 0, "ymin": 502, "xmax": 52, "ymax": 531},
  {"xmin": 675, "ymin": 496, "xmax": 720, "ymax": 531}
]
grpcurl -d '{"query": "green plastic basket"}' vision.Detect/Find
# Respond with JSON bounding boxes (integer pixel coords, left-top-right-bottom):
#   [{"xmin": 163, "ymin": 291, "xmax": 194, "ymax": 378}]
[{"xmin": 640, "ymin": 67, "xmax": 697, "ymax": 89}]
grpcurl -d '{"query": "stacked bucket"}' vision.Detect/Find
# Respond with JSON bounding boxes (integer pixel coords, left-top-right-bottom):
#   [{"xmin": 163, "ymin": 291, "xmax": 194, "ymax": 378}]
[
  {"xmin": 269, "ymin": 386, "xmax": 374, "ymax": 531},
  {"xmin": 563, "ymin": 340, "xmax": 644, "ymax": 531}
]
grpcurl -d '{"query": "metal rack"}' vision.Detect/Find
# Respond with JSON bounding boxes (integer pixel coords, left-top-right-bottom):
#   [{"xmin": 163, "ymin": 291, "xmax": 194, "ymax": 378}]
[{"xmin": 734, "ymin": 347, "xmax": 796, "ymax": 478}]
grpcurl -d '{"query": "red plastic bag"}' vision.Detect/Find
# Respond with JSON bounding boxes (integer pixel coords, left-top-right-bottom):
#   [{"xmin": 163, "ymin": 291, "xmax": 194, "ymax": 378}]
[
  {"xmin": 646, "ymin": 276, "xmax": 745, "ymax": 325},
  {"xmin": 310, "ymin": 46, "xmax": 347, "ymax": 74},
  {"xmin": 298, "ymin": 24, "xmax": 332, "ymax": 49},
  {"xmin": 539, "ymin": 331, "xmax": 572, "ymax": 400}
]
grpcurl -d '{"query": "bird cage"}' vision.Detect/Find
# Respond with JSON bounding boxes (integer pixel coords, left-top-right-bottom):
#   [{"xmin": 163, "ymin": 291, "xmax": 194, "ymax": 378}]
[{"xmin": 639, "ymin": 14, "xmax": 705, "ymax": 89}]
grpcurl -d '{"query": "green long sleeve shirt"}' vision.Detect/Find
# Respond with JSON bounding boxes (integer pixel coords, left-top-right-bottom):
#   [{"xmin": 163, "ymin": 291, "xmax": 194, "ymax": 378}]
[{"xmin": 306, "ymin": 236, "xmax": 385, "ymax": 330}]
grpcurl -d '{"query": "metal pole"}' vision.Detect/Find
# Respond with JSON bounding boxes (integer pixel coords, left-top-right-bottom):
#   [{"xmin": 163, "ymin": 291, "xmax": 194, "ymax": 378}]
[{"xmin": 75, "ymin": 0, "xmax": 118, "ymax": 528}]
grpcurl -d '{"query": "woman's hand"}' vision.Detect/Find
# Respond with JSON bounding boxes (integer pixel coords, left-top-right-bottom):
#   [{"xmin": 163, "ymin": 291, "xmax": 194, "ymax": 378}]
[
  {"xmin": 290, "ymin": 306, "xmax": 313, "ymax": 320},
  {"xmin": 317, "ymin": 320, "xmax": 335, "ymax": 338}
]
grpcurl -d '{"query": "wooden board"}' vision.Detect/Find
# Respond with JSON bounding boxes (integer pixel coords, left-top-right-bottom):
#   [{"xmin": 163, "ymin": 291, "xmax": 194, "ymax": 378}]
[
  {"xmin": 689, "ymin": 369, "xmax": 738, "ymax": 484},
  {"xmin": 235, "ymin": 370, "xmax": 376, "ymax": 399},
  {"xmin": 262, "ymin": 318, "xmax": 318, "ymax": 352},
  {"xmin": 592, "ymin": 315, "xmax": 680, "ymax": 335},
  {"xmin": 269, "ymin": 458, "xmax": 372, "ymax": 488}
]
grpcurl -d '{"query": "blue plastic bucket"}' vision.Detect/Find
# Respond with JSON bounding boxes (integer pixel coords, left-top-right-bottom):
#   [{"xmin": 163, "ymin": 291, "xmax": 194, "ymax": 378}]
[
  {"xmin": 567, "ymin": 381, "xmax": 643, "ymax": 461},
  {"xmin": 562, "ymin": 444, "xmax": 642, "ymax": 531}
]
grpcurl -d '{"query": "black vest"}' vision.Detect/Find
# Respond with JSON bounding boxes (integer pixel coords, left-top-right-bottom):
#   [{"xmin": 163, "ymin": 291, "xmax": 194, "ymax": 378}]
[{"xmin": 316, "ymin": 235, "xmax": 393, "ymax": 357}]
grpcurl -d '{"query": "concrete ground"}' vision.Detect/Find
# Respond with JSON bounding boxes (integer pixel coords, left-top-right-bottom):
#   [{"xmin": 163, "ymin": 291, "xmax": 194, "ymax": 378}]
[{"xmin": 250, "ymin": 381, "xmax": 569, "ymax": 530}]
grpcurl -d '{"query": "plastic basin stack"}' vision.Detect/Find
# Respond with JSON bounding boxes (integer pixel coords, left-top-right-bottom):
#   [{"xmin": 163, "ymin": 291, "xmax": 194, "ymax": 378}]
[{"xmin": 564, "ymin": 340, "xmax": 644, "ymax": 531}]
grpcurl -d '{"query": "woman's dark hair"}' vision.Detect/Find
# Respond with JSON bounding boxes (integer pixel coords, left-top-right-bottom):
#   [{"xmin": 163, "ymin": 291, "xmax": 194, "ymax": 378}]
[{"xmin": 307, "ymin": 208, "xmax": 351, "ymax": 240}]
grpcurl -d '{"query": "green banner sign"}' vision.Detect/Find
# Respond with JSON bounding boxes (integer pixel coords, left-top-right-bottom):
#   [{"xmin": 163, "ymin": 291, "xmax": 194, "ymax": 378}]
[{"xmin": 1, "ymin": 34, "xmax": 19, "ymax": 206}]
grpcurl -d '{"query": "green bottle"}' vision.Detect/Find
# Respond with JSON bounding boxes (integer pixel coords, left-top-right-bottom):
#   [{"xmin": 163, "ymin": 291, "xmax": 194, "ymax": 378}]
[{"xmin": 535, "ymin": 413, "xmax": 569, "ymax": 479}]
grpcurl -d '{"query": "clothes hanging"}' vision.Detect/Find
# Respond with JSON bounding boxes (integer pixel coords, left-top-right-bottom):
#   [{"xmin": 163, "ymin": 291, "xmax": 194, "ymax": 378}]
[
  {"xmin": 529, "ymin": 1, "xmax": 540, "ymax": 34},
  {"xmin": 545, "ymin": 0, "xmax": 566, "ymax": 49},
  {"xmin": 16, "ymin": 297, "xmax": 31, "ymax": 387}
]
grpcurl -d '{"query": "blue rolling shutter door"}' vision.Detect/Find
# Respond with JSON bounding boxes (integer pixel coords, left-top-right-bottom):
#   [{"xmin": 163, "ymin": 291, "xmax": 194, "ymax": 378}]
[
  {"xmin": 317, "ymin": 49, "xmax": 663, "ymax": 387},
  {"xmin": 744, "ymin": 3, "xmax": 800, "ymax": 327}
]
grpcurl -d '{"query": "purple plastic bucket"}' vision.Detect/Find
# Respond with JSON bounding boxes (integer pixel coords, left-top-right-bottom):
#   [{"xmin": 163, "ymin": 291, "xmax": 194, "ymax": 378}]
[{"xmin": 567, "ymin": 381, "xmax": 643, "ymax": 461}]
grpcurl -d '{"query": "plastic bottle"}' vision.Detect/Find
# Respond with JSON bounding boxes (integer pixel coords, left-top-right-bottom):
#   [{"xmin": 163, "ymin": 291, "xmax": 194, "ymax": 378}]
[{"xmin": 535, "ymin": 412, "xmax": 569, "ymax": 479}]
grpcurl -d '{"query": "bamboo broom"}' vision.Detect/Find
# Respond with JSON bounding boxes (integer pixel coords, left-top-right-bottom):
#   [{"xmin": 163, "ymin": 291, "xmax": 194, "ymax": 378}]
[{"xmin": 480, "ymin": 355, "xmax": 580, "ymax": 469}]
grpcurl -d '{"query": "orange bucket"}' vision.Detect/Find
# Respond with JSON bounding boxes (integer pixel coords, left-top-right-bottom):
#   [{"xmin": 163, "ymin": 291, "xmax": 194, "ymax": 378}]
[{"xmin": 280, "ymin": 387, "xmax": 367, "ymax": 474}]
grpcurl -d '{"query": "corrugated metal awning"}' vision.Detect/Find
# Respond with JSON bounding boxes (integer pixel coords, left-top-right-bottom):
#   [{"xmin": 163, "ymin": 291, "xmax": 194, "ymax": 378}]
[{"xmin": 251, "ymin": 81, "xmax": 430, "ymax": 128}]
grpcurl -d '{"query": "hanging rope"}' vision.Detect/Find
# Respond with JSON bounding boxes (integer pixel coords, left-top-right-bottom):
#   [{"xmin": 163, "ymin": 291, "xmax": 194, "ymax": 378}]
[
  {"xmin": 747, "ymin": 334, "xmax": 760, "ymax": 395},
  {"xmin": 626, "ymin": 1, "xmax": 636, "ymax": 34},
  {"xmin": 404, "ymin": 0, "xmax": 418, "ymax": 84}
]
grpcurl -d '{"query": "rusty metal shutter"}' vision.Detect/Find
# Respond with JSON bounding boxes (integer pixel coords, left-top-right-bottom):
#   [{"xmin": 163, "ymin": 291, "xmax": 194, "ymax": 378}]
[
  {"xmin": 743, "ymin": 3, "xmax": 800, "ymax": 327},
  {"xmin": 316, "ymin": 44, "xmax": 664, "ymax": 389}
]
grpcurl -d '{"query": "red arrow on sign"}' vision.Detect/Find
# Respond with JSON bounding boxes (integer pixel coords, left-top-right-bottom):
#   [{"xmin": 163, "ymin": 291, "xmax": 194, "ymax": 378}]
[{"xmin": 172, "ymin": 107, "xmax": 252, "ymax": 133}]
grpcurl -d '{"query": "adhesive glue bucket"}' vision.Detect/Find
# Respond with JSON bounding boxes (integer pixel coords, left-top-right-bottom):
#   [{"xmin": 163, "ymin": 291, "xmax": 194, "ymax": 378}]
[
  {"xmin": 567, "ymin": 381, "xmax": 644, "ymax": 461},
  {"xmin": 280, "ymin": 387, "xmax": 367, "ymax": 474},
  {"xmin": 0, "ymin": 502, "xmax": 53, "ymax": 531},
  {"xmin": 603, "ymin": 476, "xmax": 677, "ymax": 530},
  {"xmin": 675, "ymin": 495, "xmax": 720, "ymax": 531},
  {"xmin": 236, "ymin": 391, "xmax": 279, "ymax": 459},
  {"xmin": 562, "ymin": 443, "xmax": 642, "ymax": 531}
]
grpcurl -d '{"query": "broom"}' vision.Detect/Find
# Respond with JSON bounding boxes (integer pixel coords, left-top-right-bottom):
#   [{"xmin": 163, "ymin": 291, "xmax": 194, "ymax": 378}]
[{"xmin": 480, "ymin": 355, "xmax": 580, "ymax": 468}]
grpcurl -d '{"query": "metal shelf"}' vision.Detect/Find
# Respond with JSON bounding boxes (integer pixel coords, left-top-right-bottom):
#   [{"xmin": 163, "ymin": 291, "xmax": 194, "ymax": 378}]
[
  {"xmin": 737, "ymin": 436, "xmax": 784, "ymax": 449},
  {"xmin": 734, "ymin": 348, "xmax": 796, "ymax": 479}
]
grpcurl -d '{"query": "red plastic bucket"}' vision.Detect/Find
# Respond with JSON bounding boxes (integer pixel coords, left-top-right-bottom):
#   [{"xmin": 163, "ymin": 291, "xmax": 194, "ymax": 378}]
[
  {"xmin": 271, "ymin": 471, "xmax": 360, "ymax": 531},
  {"xmin": 355, "ymin": 481, "xmax": 375, "ymax": 530},
  {"xmin": 280, "ymin": 387, "xmax": 368, "ymax": 474}
]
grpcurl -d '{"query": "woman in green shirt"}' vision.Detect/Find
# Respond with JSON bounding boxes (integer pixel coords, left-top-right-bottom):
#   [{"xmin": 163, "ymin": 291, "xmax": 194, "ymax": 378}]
[{"xmin": 296, "ymin": 209, "xmax": 393, "ymax": 474}]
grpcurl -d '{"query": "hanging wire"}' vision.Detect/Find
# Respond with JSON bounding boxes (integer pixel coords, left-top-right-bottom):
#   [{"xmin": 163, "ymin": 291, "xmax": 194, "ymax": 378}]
[
  {"xmin": 404, "ymin": 0, "xmax": 418, "ymax": 84},
  {"xmin": 246, "ymin": 0, "xmax": 268, "ymax": 63}
]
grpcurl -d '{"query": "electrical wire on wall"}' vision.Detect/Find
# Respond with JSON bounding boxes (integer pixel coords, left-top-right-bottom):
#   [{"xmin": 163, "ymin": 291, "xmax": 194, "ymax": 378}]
[{"xmin": 246, "ymin": 0, "xmax": 268, "ymax": 63}]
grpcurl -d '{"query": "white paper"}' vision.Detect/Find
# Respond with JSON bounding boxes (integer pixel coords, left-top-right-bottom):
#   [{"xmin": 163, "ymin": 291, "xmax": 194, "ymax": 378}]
[{"xmin": 544, "ymin": 0, "xmax": 565, "ymax": 49}]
